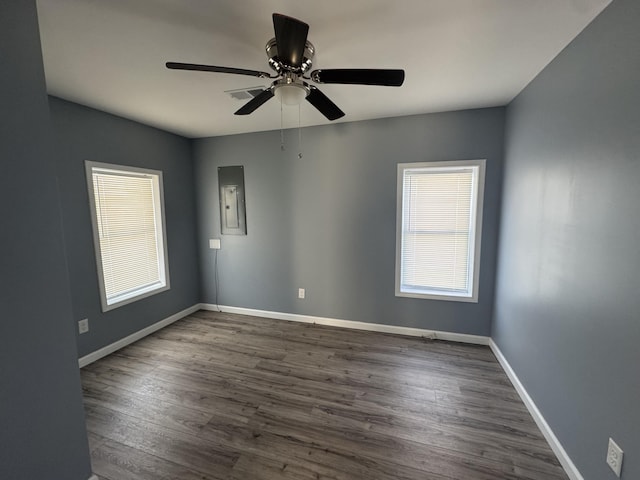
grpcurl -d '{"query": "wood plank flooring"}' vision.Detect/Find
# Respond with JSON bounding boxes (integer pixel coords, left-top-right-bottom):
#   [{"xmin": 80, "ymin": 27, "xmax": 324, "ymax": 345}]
[{"xmin": 81, "ymin": 310, "xmax": 568, "ymax": 480}]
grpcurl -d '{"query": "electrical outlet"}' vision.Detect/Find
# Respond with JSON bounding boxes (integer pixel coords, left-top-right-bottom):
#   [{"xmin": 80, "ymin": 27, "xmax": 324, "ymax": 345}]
[
  {"xmin": 209, "ymin": 238, "xmax": 221, "ymax": 249},
  {"xmin": 606, "ymin": 437, "xmax": 623, "ymax": 477},
  {"xmin": 78, "ymin": 318, "xmax": 89, "ymax": 334},
  {"xmin": 298, "ymin": 288, "xmax": 305, "ymax": 299}
]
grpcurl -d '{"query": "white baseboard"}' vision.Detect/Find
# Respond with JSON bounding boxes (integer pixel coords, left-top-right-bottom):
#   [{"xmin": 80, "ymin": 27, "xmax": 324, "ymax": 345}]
[
  {"xmin": 199, "ymin": 303, "xmax": 490, "ymax": 345},
  {"xmin": 489, "ymin": 340, "xmax": 583, "ymax": 480},
  {"xmin": 77, "ymin": 303, "xmax": 488, "ymax": 370},
  {"xmin": 78, "ymin": 304, "xmax": 201, "ymax": 368}
]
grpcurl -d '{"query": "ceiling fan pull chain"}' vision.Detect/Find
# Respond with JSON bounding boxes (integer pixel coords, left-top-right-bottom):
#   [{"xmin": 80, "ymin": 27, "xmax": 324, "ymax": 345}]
[
  {"xmin": 280, "ymin": 101, "xmax": 285, "ymax": 151},
  {"xmin": 298, "ymin": 103, "xmax": 303, "ymax": 159}
]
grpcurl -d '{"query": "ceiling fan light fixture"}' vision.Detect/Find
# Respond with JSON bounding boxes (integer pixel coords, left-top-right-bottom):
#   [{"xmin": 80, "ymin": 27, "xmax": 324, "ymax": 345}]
[
  {"xmin": 167, "ymin": 13, "xmax": 403, "ymax": 121},
  {"xmin": 273, "ymin": 83, "xmax": 308, "ymax": 105}
]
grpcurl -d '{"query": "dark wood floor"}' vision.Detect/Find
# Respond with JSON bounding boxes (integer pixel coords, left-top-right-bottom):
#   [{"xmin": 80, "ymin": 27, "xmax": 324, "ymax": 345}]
[{"xmin": 81, "ymin": 310, "xmax": 568, "ymax": 480}]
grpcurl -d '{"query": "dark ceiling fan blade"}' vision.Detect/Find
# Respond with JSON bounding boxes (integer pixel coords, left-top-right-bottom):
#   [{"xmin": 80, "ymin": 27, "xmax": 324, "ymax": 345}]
[
  {"xmin": 166, "ymin": 62, "xmax": 273, "ymax": 79},
  {"xmin": 306, "ymin": 86, "xmax": 345, "ymax": 121},
  {"xmin": 234, "ymin": 88, "xmax": 275, "ymax": 115},
  {"xmin": 272, "ymin": 13, "xmax": 309, "ymax": 69},
  {"xmin": 311, "ymin": 69, "xmax": 405, "ymax": 87}
]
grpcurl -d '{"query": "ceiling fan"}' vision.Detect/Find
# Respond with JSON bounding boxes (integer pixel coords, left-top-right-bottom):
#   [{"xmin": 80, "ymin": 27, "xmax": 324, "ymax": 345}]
[{"xmin": 166, "ymin": 13, "xmax": 405, "ymax": 121}]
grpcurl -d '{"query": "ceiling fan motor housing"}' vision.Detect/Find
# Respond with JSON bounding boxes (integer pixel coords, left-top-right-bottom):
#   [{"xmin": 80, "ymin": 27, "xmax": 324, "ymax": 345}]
[{"xmin": 266, "ymin": 38, "xmax": 315, "ymax": 75}]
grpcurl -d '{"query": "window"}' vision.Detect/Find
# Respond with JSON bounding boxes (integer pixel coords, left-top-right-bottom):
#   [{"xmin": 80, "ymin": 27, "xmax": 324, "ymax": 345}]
[
  {"xmin": 395, "ymin": 160, "xmax": 485, "ymax": 302},
  {"xmin": 86, "ymin": 162, "xmax": 170, "ymax": 311}
]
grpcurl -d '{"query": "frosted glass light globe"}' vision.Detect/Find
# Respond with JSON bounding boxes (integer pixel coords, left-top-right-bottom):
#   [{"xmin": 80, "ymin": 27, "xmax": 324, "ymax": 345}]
[{"xmin": 274, "ymin": 84, "xmax": 307, "ymax": 105}]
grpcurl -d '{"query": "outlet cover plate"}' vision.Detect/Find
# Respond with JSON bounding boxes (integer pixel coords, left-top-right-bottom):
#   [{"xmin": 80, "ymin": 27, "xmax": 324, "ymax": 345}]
[
  {"xmin": 606, "ymin": 437, "xmax": 623, "ymax": 477},
  {"xmin": 78, "ymin": 318, "xmax": 89, "ymax": 334},
  {"xmin": 298, "ymin": 288, "xmax": 305, "ymax": 299},
  {"xmin": 209, "ymin": 238, "xmax": 221, "ymax": 249}
]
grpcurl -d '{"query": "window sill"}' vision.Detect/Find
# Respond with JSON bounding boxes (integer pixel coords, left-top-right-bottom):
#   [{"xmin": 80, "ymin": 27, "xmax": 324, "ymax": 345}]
[
  {"xmin": 101, "ymin": 282, "xmax": 170, "ymax": 312},
  {"xmin": 395, "ymin": 289, "xmax": 478, "ymax": 303}
]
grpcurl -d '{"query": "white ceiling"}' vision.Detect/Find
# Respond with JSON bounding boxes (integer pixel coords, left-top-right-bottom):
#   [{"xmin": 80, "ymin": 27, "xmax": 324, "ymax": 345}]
[{"xmin": 36, "ymin": 0, "xmax": 611, "ymax": 138}]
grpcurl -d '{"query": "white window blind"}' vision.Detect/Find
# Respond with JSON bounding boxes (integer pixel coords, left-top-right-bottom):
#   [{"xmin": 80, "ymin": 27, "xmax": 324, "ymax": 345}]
[
  {"xmin": 396, "ymin": 160, "xmax": 485, "ymax": 302},
  {"xmin": 86, "ymin": 162, "xmax": 170, "ymax": 311}
]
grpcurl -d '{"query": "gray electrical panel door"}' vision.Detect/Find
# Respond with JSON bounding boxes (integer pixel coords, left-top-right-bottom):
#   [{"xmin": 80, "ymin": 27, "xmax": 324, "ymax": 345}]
[{"xmin": 218, "ymin": 166, "xmax": 247, "ymax": 235}]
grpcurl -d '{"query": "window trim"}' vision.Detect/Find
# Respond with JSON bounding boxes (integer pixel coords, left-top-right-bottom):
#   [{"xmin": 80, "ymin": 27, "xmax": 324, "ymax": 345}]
[
  {"xmin": 395, "ymin": 159, "xmax": 486, "ymax": 303},
  {"xmin": 85, "ymin": 161, "xmax": 171, "ymax": 312}
]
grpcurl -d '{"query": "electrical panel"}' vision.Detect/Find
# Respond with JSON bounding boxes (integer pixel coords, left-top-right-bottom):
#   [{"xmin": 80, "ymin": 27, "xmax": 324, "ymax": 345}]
[{"xmin": 218, "ymin": 166, "xmax": 247, "ymax": 235}]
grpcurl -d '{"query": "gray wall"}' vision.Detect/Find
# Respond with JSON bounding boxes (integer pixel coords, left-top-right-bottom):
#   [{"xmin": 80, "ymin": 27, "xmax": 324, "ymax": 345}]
[
  {"xmin": 194, "ymin": 108, "xmax": 505, "ymax": 336},
  {"xmin": 493, "ymin": 0, "xmax": 639, "ymax": 478},
  {"xmin": 0, "ymin": 1, "xmax": 92, "ymax": 478},
  {"xmin": 50, "ymin": 97, "xmax": 200, "ymax": 358}
]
